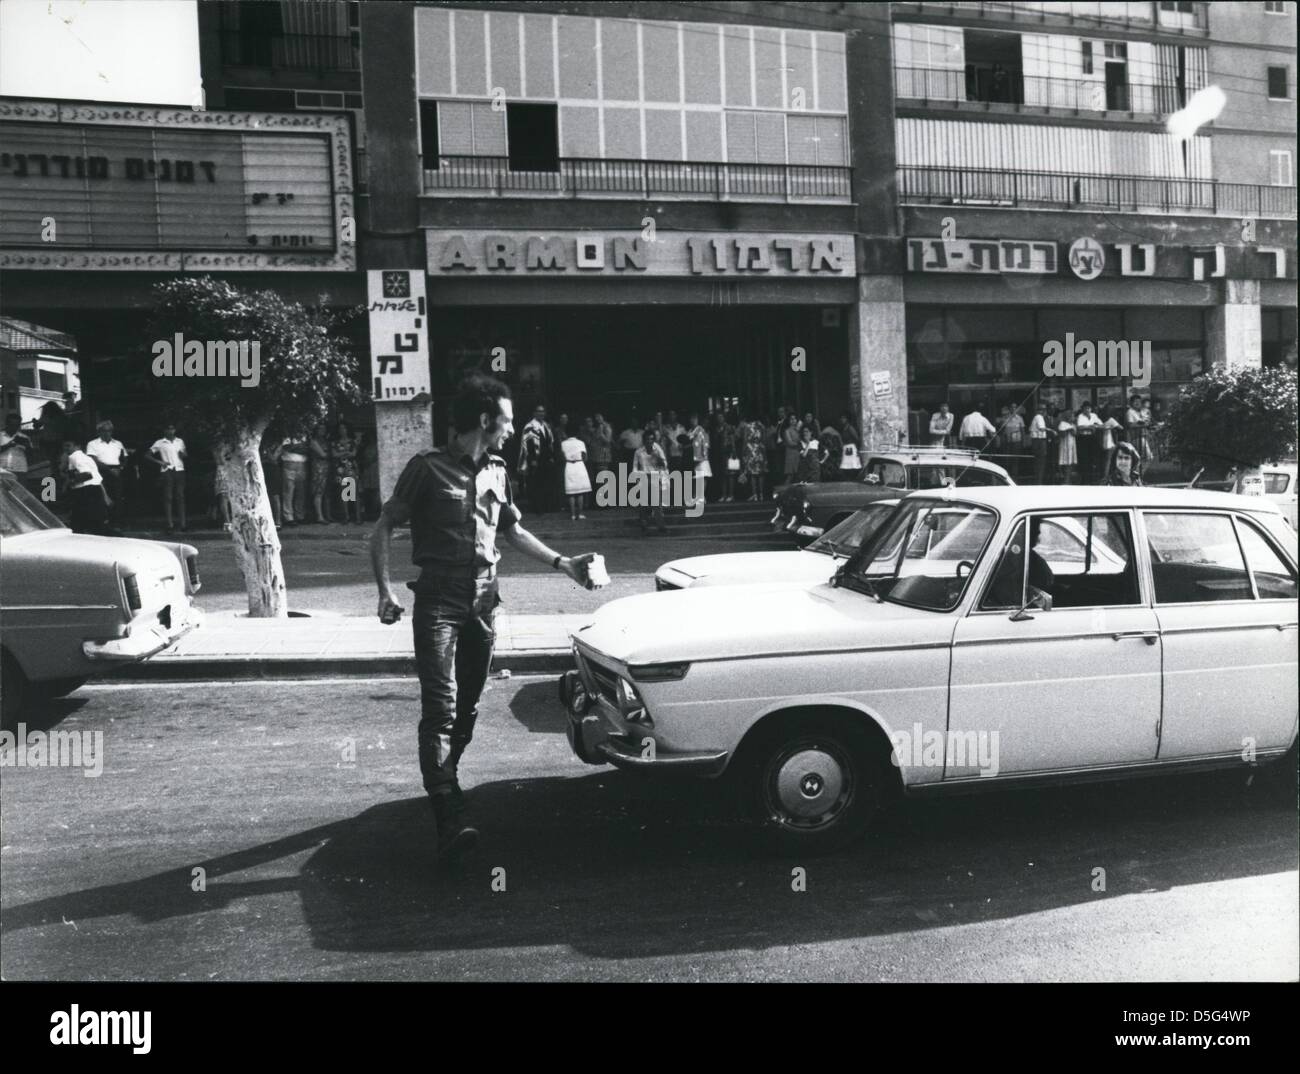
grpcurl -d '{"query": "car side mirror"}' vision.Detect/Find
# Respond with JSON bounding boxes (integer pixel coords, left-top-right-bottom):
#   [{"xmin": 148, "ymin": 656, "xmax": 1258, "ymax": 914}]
[{"xmin": 1009, "ymin": 586, "xmax": 1052, "ymax": 621}]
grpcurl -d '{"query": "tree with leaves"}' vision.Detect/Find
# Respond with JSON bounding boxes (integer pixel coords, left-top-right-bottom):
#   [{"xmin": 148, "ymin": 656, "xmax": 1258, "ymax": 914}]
[
  {"xmin": 1163, "ymin": 365, "xmax": 1297, "ymax": 478},
  {"xmin": 147, "ymin": 277, "xmax": 360, "ymax": 617}
]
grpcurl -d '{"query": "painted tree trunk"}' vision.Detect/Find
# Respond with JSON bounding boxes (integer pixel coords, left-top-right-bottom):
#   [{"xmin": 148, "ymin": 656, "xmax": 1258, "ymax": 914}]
[{"xmin": 215, "ymin": 433, "xmax": 287, "ymax": 618}]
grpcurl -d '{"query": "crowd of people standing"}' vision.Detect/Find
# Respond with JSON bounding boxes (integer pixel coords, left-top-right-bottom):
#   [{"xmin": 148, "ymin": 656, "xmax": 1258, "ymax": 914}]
[{"xmin": 925, "ymin": 393, "xmax": 1164, "ymax": 485}]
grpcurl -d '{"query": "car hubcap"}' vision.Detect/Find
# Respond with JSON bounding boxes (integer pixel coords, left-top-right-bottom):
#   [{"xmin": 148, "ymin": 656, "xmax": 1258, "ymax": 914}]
[{"xmin": 766, "ymin": 743, "xmax": 851, "ymax": 830}]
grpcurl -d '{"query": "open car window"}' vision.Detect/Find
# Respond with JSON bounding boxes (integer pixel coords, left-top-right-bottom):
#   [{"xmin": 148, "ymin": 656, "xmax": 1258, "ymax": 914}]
[
  {"xmin": 844, "ymin": 499, "xmax": 996, "ymax": 611},
  {"xmin": 981, "ymin": 512, "xmax": 1140, "ymax": 610}
]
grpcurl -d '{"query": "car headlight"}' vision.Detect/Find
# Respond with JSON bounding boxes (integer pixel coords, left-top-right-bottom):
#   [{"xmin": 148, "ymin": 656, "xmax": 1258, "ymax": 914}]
[{"xmin": 626, "ymin": 662, "xmax": 690, "ymax": 683}]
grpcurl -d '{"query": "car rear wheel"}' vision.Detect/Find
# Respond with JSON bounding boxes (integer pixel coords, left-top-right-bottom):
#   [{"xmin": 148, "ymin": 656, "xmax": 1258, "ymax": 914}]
[
  {"xmin": 1, "ymin": 652, "xmax": 29, "ymax": 729},
  {"xmin": 740, "ymin": 716, "xmax": 880, "ymax": 856}
]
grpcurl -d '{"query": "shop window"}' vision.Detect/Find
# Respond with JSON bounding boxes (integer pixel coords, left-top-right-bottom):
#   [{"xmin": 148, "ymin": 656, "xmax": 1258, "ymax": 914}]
[
  {"xmin": 506, "ymin": 103, "xmax": 559, "ymax": 172},
  {"xmin": 1267, "ymin": 66, "xmax": 1290, "ymax": 100}
]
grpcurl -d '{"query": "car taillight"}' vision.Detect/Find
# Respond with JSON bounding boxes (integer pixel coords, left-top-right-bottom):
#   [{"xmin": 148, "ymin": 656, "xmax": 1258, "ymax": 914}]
[{"xmin": 123, "ymin": 573, "xmax": 142, "ymax": 612}]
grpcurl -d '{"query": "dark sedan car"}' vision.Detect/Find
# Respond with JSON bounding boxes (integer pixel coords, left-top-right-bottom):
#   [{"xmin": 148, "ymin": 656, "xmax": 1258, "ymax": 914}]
[{"xmin": 773, "ymin": 447, "xmax": 1013, "ymax": 541}]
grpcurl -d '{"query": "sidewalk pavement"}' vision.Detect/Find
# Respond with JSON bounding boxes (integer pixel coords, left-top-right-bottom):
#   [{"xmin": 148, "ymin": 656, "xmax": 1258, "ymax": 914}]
[{"xmin": 116, "ymin": 609, "xmax": 589, "ymax": 682}]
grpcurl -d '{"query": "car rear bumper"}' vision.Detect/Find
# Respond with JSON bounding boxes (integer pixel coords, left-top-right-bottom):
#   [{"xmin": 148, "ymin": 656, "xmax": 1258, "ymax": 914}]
[{"xmin": 82, "ymin": 603, "xmax": 203, "ymax": 662}]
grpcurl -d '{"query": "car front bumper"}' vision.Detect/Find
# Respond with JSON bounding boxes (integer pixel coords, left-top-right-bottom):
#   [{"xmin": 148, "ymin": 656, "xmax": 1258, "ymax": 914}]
[
  {"xmin": 82, "ymin": 602, "xmax": 204, "ymax": 662},
  {"xmin": 566, "ymin": 645, "xmax": 729, "ymax": 776}
]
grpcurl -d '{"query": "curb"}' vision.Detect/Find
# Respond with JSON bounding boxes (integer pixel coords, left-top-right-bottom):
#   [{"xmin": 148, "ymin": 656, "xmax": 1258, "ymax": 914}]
[{"xmin": 111, "ymin": 650, "xmax": 574, "ymax": 682}]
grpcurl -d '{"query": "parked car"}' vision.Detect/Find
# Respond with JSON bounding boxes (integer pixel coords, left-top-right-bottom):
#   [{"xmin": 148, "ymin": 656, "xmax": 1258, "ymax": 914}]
[
  {"xmin": 0, "ymin": 469, "xmax": 203, "ymax": 723},
  {"xmin": 1231, "ymin": 462, "xmax": 1297, "ymax": 529},
  {"xmin": 563, "ymin": 486, "xmax": 1298, "ymax": 854},
  {"xmin": 772, "ymin": 446, "xmax": 1013, "ymax": 541},
  {"xmin": 655, "ymin": 501, "xmax": 899, "ymax": 591}
]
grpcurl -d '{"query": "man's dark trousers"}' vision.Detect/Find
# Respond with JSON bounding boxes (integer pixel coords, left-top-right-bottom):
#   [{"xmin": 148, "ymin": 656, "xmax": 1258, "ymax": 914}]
[{"xmin": 409, "ymin": 567, "xmax": 498, "ymax": 804}]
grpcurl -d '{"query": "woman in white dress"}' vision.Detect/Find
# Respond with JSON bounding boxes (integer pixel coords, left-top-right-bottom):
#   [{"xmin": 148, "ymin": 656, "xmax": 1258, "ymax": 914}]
[{"xmin": 560, "ymin": 423, "xmax": 592, "ymax": 520}]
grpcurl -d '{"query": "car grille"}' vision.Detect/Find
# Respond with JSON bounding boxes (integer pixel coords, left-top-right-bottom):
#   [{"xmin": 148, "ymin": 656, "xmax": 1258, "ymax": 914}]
[{"xmin": 576, "ymin": 647, "xmax": 620, "ymax": 706}]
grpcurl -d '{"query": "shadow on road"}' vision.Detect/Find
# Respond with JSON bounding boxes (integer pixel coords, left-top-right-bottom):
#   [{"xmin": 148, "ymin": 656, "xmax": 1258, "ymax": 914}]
[{"xmin": 2, "ymin": 763, "xmax": 1295, "ymax": 965}]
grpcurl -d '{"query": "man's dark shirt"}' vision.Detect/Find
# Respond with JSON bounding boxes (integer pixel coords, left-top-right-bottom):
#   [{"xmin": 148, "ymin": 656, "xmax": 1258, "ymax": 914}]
[{"xmin": 390, "ymin": 448, "xmax": 521, "ymax": 570}]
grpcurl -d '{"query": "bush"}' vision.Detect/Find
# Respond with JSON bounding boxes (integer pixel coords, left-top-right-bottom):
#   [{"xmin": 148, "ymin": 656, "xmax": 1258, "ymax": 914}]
[{"xmin": 1164, "ymin": 366, "xmax": 1297, "ymax": 474}]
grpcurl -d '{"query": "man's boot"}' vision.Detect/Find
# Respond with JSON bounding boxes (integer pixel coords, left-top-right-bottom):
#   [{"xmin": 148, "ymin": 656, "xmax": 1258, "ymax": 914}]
[{"xmin": 432, "ymin": 789, "xmax": 479, "ymax": 861}]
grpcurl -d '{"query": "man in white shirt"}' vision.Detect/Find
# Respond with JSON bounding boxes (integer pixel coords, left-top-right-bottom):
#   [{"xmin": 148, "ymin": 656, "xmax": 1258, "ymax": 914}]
[
  {"xmin": 61, "ymin": 437, "xmax": 111, "ymax": 534},
  {"xmin": 959, "ymin": 406, "xmax": 996, "ymax": 452},
  {"xmin": 1074, "ymin": 402, "xmax": 1104, "ymax": 484},
  {"xmin": 86, "ymin": 420, "xmax": 129, "ymax": 526},
  {"xmin": 149, "ymin": 423, "xmax": 188, "ymax": 532},
  {"xmin": 662, "ymin": 410, "xmax": 685, "ymax": 476},
  {"xmin": 1029, "ymin": 408, "xmax": 1050, "ymax": 484},
  {"xmin": 929, "ymin": 404, "xmax": 954, "ymax": 447}
]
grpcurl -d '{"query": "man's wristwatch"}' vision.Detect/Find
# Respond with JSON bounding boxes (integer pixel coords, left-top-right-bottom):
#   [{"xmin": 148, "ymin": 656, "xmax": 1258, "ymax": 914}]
[{"xmin": 552, "ymin": 554, "xmax": 563, "ymax": 570}]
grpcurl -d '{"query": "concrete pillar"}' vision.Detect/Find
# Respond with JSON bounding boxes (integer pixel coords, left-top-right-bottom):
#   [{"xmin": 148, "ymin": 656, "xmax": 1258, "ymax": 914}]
[
  {"xmin": 1206, "ymin": 279, "xmax": 1263, "ymax": 371},
  {"xmin": 361, "ymin": 0, "xmax": 432, "ymax": 503},
  {"xmin": 853, "ymin": 276, "xmax": 909, "ymax": 450}
]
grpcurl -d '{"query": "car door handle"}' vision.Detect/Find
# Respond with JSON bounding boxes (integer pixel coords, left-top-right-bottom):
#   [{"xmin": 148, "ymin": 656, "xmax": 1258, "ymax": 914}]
[{"xmin": 1112, "ymin": 631, "xmax": 1159, "ymax": 644}]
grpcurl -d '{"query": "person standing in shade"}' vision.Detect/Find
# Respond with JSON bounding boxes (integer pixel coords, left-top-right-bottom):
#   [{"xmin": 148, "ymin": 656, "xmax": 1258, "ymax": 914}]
[
  {"xmin": 1074, "ymin": 402, "xmax": 1103, "ymax": 483},
  {"xmin": 1099, "ymin": 408, "xmax": 1123, "ymax": 484},
  {"xmin": 741, "ymin": 413, "xmax": 769, "ymax": 501},
  {"xmin": 959, "ymin": 404, "xmax": 996, "ymax": 453},
  {"xmin": 518, "ymin": 405, "xmax": 556, "ymax": 515},
  {"xmin": 838, "ymin": 412, "xmax": 860, "ymax": 451},
  {"xmin": 687, "ymin": 412, "xmax": 710, "ymax": 513},
  {"xmin": 62, "ymin": 438, "xmax": 113, "ymax": 535},
  {"xmin": 1055, "ymin": 410, "xmax": 1078, "ymax": 485},
  {"xmin": 634, "ymin": 426, "xmax": 670, "ymax": 534},
  {"xmin": 1029, "ymin": 406, "xmax": 1050, "ymax": 484},
  {"xmin": 780, "ymin": 413, "xmax": 802, "ymax": 482},
  {"xmin": 588, "ymin": 412, "xmax": 613, "ymax": 503},
  {"xmin": 1000, "ymin": 404, "xmax": 1026, "ymax": 479},
  {"xmin": 279, "ymin": 428, "xmax": 309, "ymax": 526},
  {"xmin": 560, "ymin": 420, "xmax": 592, "ymax": 520},
  {"xmin": 85, "ymin": 420, "xmax": 130, "ymax": 527},
  {"xmin": 370, "ymin": 374, "xmax": 601, "ymax": 861},
  {"xmin": 333, "ymin": 420, "xmax": 362, "ymax": 524},
  {"xmin": 307, "ymin": 422, "xmax": 332, "ymax": 524},
  {"xmin": 617, "ymin": 417, "xmax": 642, "ymax": 472},
  {"xmin": 929, "ymin": 404, "xmax": 954, "ymax": 448},
  {"xmin": 662, "ymin": 410, "xmax": 685, "ymax": 478},
  {"xmin": 147, "ymin": 423, "xmax": 188, "ymax": 532},
  {"xmin": 817, "ymin": 420, "xmax": 843, "ymax": 481}
]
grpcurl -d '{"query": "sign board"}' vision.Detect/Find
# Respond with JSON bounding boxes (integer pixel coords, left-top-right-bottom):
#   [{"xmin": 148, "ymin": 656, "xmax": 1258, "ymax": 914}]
[
  {"xmin": 907, "ymin": 238, "xmax": 1057, "ymax": 275},
  {"xmin": 0, "ymin": 100, "xmax": 354, "ymax": 271},
  {"xmin": 871, "ymin": 371, "xmax": 893, "ymax": 398},
  {"xmin": 367, "ymin": 270, "xmax": 430, "ymax": 403},
  {"xmin": 426, "ymin": 230, "xmax": 856, "ymax": 278}
]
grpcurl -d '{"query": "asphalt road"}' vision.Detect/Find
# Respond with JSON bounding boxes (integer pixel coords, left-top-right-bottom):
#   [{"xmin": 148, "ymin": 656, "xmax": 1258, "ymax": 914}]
[
  {"xmin": 192, "ymin": 533, "xmax": 782, "ymax": 615},
  {"xmin": 2, "ymin": 678, "xmax": 1296, "ymax": 982}
]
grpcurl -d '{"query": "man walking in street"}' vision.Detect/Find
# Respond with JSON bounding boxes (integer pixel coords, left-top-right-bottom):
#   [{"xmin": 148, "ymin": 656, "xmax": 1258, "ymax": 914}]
[
  {"xmin": 86, "ymin": 420, "xmax": 130, "ymax": 527},
  {"xmin": 370, "ymin": 374, "xmax": 602, "ymax": 862}
]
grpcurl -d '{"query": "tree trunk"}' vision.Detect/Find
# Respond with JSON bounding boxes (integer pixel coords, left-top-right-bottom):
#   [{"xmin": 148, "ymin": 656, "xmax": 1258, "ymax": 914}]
[{"xmin": 216, "ymin": 431, "xmax": 287, "ymax": 618}]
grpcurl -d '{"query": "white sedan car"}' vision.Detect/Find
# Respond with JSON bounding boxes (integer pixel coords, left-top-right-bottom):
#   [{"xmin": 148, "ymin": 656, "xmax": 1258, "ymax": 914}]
[
  {"xmin": 565, "ymin": 486, "xmax": 1298, "ymax": 854},
  {"xmin": 654, "ymin": 501, "xmax": 898, "ymax": 591}
]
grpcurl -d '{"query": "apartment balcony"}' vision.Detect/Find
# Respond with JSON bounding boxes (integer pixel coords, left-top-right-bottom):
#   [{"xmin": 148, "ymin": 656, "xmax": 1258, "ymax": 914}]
[
  {"xmin": 422, "ymin": 156, "xmax": 854, "ymax": 204},
  {"xmin": 898, "ymin": 164, "xmax": 1297, "ymax": 218},
  {"xmin": 894, "ymin": 2, "xmax": 1208, "ymax": 34},
  {"xmin": 895, "ymin": 66, "xmax": 1188, "ymax": 117}
]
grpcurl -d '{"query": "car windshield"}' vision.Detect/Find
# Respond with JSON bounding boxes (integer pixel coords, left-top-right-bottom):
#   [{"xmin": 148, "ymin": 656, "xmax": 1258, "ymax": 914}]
[
  {"xmin": 0, "ymin": 473, "xmax": 67, "ymax": 537},
  {"xmin": 808, "ymin": 503, "xmax": 894, "ymax": 557},
  {"xmin": 841, "ymin": 498, "xmax": 996, "ymax": 611}
]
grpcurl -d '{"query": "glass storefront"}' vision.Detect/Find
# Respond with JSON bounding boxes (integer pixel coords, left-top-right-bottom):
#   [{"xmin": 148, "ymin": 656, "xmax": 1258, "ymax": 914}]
[{"xmin": 906, "ymin": 305, "xmax": 1207, "ymax": 431}]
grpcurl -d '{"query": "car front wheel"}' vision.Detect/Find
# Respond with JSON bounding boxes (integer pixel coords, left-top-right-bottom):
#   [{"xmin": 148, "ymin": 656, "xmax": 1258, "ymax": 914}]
[
  {"xmin": 741, "ymin": 717, "xmax": 880, "ymax": 856},
  {"xmin": 36, "ymin": 677, "xmax": 88, "ymax": 700}
]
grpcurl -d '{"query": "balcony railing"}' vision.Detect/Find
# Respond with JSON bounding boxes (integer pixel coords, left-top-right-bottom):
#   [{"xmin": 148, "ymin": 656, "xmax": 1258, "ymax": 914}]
[
  {"xmin": 220, "ymin": 30, "xmax": 359, "ymax": 71},
  {"xmin": 895, "ymin": 66, "xmax": 1186, "ymax": 115},
  {"xmin": 897, "ymin": 2, "xmax": 1208, "ymax": 32},
  {"xmin": 898, "ymin": 164, "xmax": 1297, "ymax": 218},
  {"xmin": 423, "ymin": 156, "xmax": 853, "ymax": 202}
]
